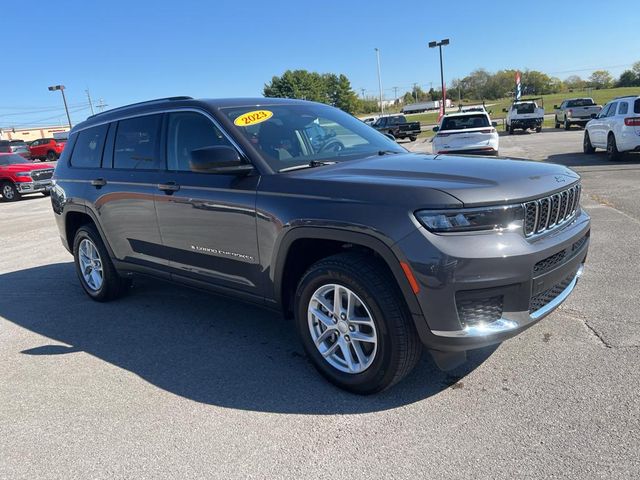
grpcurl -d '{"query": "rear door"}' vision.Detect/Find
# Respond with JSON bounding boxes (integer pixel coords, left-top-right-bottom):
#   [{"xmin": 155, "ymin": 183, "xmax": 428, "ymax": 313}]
[
  {"xmin": 154, "ymin": 111, "xmax": 261, "ymax": 296},
  {"xmin": 589, "ymin": 103, "xmax": 611, "ymax": 146},
  {"xmin": 82, "ymin": 114, "xmax": 169, "ymax": 272}
]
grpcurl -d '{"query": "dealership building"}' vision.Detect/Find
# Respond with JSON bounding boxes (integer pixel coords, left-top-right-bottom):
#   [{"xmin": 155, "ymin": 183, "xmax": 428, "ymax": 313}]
[{"xmin": 0, "ymin": 125, "xmax": 70, "ymax": 142}]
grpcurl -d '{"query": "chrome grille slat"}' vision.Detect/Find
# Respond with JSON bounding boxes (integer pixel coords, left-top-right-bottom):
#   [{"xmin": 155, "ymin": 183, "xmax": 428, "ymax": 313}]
[{"xmin": 523, "ymin": 183, "xmax": 581, "ymax": 238}]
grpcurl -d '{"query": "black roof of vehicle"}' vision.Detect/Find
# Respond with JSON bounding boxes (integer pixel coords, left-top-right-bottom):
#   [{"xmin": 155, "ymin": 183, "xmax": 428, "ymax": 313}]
[{"xmin": 77, "ymin": 96, "xmax": 316, "ymax": 131}]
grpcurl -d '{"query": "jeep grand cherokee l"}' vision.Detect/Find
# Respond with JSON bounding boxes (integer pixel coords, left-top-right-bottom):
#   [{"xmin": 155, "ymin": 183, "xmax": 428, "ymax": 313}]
[{"xmin": 50, "ymin": 97, "xmax": 590, "ymax": 394}]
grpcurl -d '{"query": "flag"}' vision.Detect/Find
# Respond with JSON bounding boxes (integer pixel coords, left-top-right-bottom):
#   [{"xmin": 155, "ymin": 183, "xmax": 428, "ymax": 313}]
[{"xmin": 515, "ymin": 71, "xmax": 522, "ymax": 100}]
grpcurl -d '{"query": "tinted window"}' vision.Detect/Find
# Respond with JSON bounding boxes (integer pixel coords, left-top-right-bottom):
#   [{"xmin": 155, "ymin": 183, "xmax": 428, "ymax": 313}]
[
  {"xmin": 618, "ymin": 102, "xmax": 629, "ymax": 115},
  {"xmin": 635, "ymin": 99, "xmax": 640, "ymax": 114},
  {"xmin": 70, "ymin": 125, "xmax": 108, "ymax": 168},
  {"xmin": 566, "ymin": 99, "xmax": 595, "ymax": 107},
  {"xmin": 441, "ymin": 114, "xmax": 490, "ymax": 130},
  {"xmin": 606, "ymin": 103, "xmax": 618, "ymax": 117},
  {"xmin": 514, "ymin": 103, "xmax": 535, "ymax": 114},
  {"xmin": 166, "ymin": 112, "xmax": 235, "ymax": 172},
  {"xmin": 114, "ymin": 115, "xmax": 162, "ymax": 170}
]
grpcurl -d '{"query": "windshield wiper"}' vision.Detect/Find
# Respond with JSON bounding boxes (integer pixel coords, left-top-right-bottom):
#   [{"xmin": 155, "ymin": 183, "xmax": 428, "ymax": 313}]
[{"xmin": 278, "ymin": 160, "xmax": 337, "ymax": 173}]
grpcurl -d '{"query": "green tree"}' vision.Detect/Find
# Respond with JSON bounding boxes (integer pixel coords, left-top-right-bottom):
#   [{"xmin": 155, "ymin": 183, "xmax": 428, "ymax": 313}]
[
  {"xmin": 564, "ymin": 75, "xmax": 585, "ymax": 90},
  {"xmin": 617, "ymin": 70, "xmax": 638, "ymax": 87},
  {"xmin": 402, "ymin": 92, "xmax": 415, "ymax": 105},
  {"xmin": 632, "ymin": 61, "xmax": 640, "ymax": 78},
  {"xmin": 588, "ymin": 70, "xmax": 613, "ymax": 89},
  {"xmin": 264, "ymin": 70, "xmax": 359, "ymax": 113}
]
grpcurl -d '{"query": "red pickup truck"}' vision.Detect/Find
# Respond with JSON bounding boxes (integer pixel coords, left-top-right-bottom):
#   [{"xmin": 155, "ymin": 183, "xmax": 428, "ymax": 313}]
[
  {"xmin": 0, "ymin": 153, "xmax": 54, "ymax": 201},
  {"xmin": 28, "ymin": 137, "xmax": 66, "ymax": 161}
]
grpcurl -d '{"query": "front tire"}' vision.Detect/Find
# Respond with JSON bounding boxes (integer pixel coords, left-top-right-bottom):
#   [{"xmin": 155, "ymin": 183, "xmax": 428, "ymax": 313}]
[
  {"xmin": 409, "ymin": 136, "xmax": 417, "ymax": 142},
  {"xmin": 555, "ymin": 117, "xmax": 560, "ymax": 129},
  {"xmin": 607, "ymin": 133, "xmax": 620, "ymax": 161},
  {"xmin": 564, "ymin": 120, "xmax": 571, "ymax": 130},
  {"xmin": 294, "ymin": 252, "xmax": 421, "ymax": 394},
  {"xmin": 73, "ymin": 225, "xmax": 130, "ymax": 302},
  {"xmin": 536, "ymin": 126, "xmax": 542, "ymax": 133},
  {"xmin": 1, "ymin": 182, "xmax": 20, "ymax": 202},
  {"xmin": 583, "ymin": 131, "xmax": 595, "ymax": 154}
]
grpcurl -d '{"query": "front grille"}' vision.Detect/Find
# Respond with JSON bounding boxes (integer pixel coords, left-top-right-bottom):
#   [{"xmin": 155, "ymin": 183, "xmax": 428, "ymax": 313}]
[
  {"xmin": 523, "ymin": 183, "xmax": 581, "ymax": 237},
  {"xmin": 31, "ymin": 169, "xmax": 53, "ymax": 181},
  {"xmin": 533, "ymin": 250, "xmax": 566, "ymax": 274},
  {"xmin": 529, "ymin": 275, "xmax": 574, "ymax": 313},
  {"xmin": 456, "ymin": 294, "xmax": 504, "ymax": 327}
]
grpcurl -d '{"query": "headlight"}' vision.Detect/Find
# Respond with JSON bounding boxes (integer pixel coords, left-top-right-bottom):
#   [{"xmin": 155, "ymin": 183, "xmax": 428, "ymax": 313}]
[
  {"xmin": 415, "ymin": 205, "xmax": 524, "ymax": 233},
  {"xmin": 15, "ymin": 172, "xmax": 32, "ymax": 178}
]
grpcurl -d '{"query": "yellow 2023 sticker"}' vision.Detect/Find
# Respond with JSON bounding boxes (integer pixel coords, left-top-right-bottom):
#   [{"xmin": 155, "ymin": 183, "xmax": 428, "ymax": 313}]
[{"xmin": 234, "ymin": 110, "xmax": 273, "ymax": 127}]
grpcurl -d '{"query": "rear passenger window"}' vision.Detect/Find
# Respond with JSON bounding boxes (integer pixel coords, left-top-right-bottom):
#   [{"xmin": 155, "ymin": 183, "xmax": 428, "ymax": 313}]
[
  {"xmin": 634, "ymin": 99, "xmax": 640, "ymax": 114},
  {"xmin": 618, "ymin": 102, "xmax": 628, "ymax": 115},
  {"xmin": 114, "ymin": 115, "xmax": 162, "ymax": 170},
  {"xmin": 70, "ymin": 124, "xmax": 108, "ymax": 168},
  {"xmin": 166, "ymin": 112, "xmax": 235, "ymax": 171}
]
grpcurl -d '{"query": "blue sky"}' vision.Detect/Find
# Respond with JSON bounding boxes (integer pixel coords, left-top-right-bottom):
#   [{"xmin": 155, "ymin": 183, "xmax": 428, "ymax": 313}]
[{"xmin": 1, "ymin": 0, "xmax": 637, "ymax": 127}]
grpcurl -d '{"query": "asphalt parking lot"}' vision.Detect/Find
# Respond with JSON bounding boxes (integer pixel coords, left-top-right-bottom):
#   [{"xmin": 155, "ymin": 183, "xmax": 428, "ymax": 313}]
[{"xmin": 1, "ymin": 129, "xmax": 639, "ymax": 479}]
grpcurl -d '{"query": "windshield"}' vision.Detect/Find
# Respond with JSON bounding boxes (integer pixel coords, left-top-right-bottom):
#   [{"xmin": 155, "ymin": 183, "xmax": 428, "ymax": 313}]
[
  {"xmin": 222, "ymin": 103, "xmax": 405, "ymax": 171},
  {"xmin": 567, "ymin": 99, "xmax": 595, "ymax": 107},
  {"xmin": 0, "ymin": 154, "xmax": 30, "ymax": 165},
  {"xmin": 441, "ymin": 114, "xmax": 490, "ymax": 130},
  {"xmin": 514, "ymin": 103, "xmax": 536, "ymax": 114}
]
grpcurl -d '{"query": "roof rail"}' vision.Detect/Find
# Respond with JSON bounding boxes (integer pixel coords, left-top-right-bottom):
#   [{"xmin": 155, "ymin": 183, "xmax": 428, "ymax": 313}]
[
  {"xmin": 614, "ymin": 95, "xmax": 639, "ymax": 100},
  {"xmin": 87, "ymin": 96, "xmax": 194, "ymax": 119}
]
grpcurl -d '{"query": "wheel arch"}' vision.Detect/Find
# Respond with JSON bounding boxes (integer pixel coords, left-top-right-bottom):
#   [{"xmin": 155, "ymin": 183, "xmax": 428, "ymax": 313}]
[
  {"xmin": 272, "ymin": 227, "xmax": 421, "ymax": 319},
  {"xmin": 63, "ymin": 207, "xmax": 116, "ymax": 259}
]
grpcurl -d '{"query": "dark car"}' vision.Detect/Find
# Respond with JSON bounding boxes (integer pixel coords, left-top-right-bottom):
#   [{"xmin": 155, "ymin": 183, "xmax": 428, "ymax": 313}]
[
  {"xmin": 51, "ymin": 97, "xmax": 590, "ymax": 394},
  {"xmin": 371, "ymin": 114, "xmax": 421, "ymax": 141}
]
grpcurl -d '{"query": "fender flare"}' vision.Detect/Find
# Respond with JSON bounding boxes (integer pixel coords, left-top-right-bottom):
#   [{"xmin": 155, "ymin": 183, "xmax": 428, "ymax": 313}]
[{"xmin": 271, "ymin": 226, "xmax": 421, "ymax": 315}]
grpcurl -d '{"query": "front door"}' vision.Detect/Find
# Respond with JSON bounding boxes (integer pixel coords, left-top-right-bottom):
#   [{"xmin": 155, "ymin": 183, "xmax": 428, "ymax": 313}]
[{"xmin": 154, "ymin": 111, "xmax": 261, "ymax": 295}]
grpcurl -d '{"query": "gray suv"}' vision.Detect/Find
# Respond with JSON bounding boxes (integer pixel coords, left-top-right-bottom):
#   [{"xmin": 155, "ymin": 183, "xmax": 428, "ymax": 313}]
[{"xmin": 50, "ymin": 97, "xmax": 590, "ymax": 394}]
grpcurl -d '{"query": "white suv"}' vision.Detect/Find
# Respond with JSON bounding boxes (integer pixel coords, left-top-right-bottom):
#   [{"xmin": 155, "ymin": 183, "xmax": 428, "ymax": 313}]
[
  {"xmin": 584, "ymin": 95, "xmax": 640, "ymax": 160},
  {"xmin": 432, "ymin": 112, "xmax": 499, "ymax": 155}
]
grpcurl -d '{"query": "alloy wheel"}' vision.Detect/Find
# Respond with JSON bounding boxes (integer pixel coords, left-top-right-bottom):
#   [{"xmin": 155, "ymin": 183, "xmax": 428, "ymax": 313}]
[
  {"xmin": 78, "ymin": 238, "xmax": 104, "ymax": 291},
  {"xmin": 307, "ymin": 284, "xmax": 378, "ymax": 374}
]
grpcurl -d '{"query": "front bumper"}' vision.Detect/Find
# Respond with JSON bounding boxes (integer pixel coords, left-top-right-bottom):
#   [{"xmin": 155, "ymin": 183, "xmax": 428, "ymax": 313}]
[
  {"xmin": 16, "ymin": 180, "xmax": 52, "ymax": 193},
  {"xmin": 395, "ymin": 208, "xmax": 590, "ymax": 352}
]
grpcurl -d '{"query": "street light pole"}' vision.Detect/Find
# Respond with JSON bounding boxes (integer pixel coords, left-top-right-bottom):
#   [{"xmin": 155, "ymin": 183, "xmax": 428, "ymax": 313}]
[
  {"xmin": 374, "ymin": 48, "xmax": 384, "ymax": 115},
  {"xmin": 428, "ymin": 38, "xmax": 450, "ymax": 119},
  {"xmin": 48, "ymin": 84, "xmax": 72, "ymax": 129}
]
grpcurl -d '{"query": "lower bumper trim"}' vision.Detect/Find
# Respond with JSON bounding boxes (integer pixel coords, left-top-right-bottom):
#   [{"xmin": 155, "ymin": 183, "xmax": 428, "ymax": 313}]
[{"xmin": 431, "ymin": 264, "xmax": 583, "ymax": 338}]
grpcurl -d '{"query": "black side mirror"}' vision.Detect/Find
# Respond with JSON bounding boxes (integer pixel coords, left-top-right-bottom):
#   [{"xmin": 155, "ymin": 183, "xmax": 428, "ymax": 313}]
[
  {"xmin": 590, "ymin": 113, "xmax": 598, "ymax": 119},
  {"xmin": 432, "ymin": 126, "xmax": 440, "ymax": 132},
  {"xmin": 383, "ymin": 133, "xmax": 396, "ymax": 142},
  {"xmin": 190, "ymin": 145, "xmax": 253, "ymax": 175},
  {"xmin": 554, "ymin": 105, "xmax": 559, "ymax": 109},
  {"xmin": 491, "ymin": 121, "xmax": 498, "ymax": 127},
  {"xmin": 502, "ymin": 108, "xmax": 508, "ymax": 113}
]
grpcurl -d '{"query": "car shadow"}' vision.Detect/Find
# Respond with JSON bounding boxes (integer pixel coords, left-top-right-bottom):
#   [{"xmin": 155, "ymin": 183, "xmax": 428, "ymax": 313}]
[
  {"xmin": 547, "ymin": 151, "xmax": 640, "ymax": 168},
  {"xmin": 0, "ymin": 263, "xmax": 496, "ymax": 414}
]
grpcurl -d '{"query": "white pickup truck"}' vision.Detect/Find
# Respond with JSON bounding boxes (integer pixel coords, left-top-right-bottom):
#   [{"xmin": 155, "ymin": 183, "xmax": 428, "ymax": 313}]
[
  {"xmin": 554, "ymin": 98, "xmax": 602, "ymax": 130},
  {"xmin": 504, "ymin": 100, "xmax": 544, "ymax": 134}
]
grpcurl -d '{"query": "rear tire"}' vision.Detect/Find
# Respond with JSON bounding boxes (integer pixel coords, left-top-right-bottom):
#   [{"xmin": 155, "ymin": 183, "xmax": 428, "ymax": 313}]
[
  {"xmin": 554, "ymin": 117, "xmax": 560, "ymax": 129},
  {"xmin": 583, "ymin": 131, "xmax": 595, "ymax": 154},
  {"xmin": 46, "ymin": 150, "xmax": 57, "ymax": 161},
  {"xmin": 564, "ymin": 120, "xmax": 571, "ymax": 130},
  {"xmin": 536, "ymin": 126, "xmax": 542, "ymax": 133},
  {"xmin": 1, "ymin": 182, "xmax": 20, "ymax": 202},
  {"xmin": 508, "ymin": 125, "xmax": 514, "ymax": 134},
  {"xmin": 607, "ymin": 133, "xmax": 620, "ymax": 161},
  {"xmin": 73, "ymin": 224, "xmax": 130, "ymax": 302},
  {"xmin": 409, "ymin": 136, "xmax": 417, "ymax": 142},
  {"xmin": 294, "ymin": 252, "xmax": 421, "ymax": 394}
]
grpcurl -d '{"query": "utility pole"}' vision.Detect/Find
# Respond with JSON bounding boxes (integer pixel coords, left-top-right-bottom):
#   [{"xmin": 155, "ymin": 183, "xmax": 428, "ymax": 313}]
[
  {"xmin": 85, "ymin": 89, "xmax": 95, "ymax": 115},
  {"xmin": 96, "ymin": 99, "xmax": 107, "ymax": 112},
  {"xmin": 413, "ymin": 83, "xmax": 418, "ymax": 103},
  {"xmin": 374, "ymin": 48, "xmax": 384, "ymax": 115},
  {"xmin": 360, "ymin": 88, "xmax": 366, "ymax": 99},
  {"xmin": 47, "ymin": 85, "xmax": 72, "ymax": 129},
  {"xmin": 428, "ymin": 38, "xmax": 450, "ymax": 120}
]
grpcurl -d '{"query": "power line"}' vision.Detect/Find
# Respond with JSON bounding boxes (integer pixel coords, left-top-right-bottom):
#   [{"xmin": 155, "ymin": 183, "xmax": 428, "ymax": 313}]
[{"xmin": 1, "ymin": 106, "xmax": 90, "ymax": 129}]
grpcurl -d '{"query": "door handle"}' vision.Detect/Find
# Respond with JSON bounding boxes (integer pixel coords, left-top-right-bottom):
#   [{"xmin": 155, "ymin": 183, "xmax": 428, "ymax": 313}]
[
  {"xmin": 158, "ymin": 182, "xmax": 180, "ymax": 194},
  {"xmin": 90, "ymin": 178, "xmax": 106, "ymax": 188}
]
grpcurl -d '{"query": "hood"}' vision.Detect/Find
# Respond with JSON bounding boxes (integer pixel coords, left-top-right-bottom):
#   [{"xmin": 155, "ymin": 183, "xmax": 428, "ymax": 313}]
[
  {"xmin": 286, "ymin": 153, "xmax": 579, "ymax": 207},
  {"xmin": 1, "ymin": 162, "xmax": 55, "ymax": 173}
]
